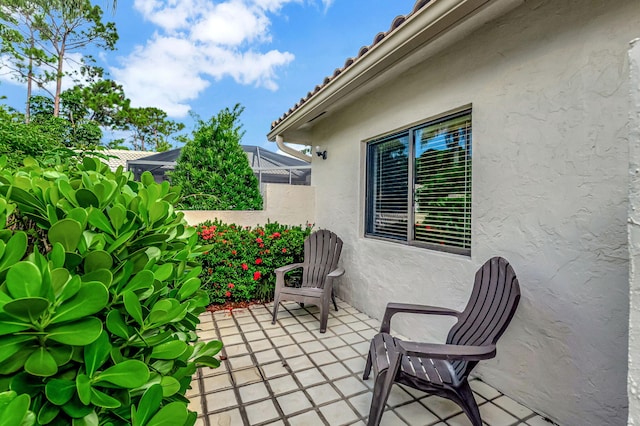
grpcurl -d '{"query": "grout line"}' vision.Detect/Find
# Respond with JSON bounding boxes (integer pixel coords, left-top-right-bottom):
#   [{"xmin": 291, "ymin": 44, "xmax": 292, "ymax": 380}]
[
  {"xmin": 201, "ymin": 301, "xmax": 540, "ymax": 426},
  {"xmin": 279, "ymin": 300, "xmax": 379, "ymax": 425},
  {"xmin": 198, "ymin": 312, "xmax": 214, "ymax": 426},
  {"xmin": 245, "ymin": 304, "xmax": 292, "ymax": 426}
]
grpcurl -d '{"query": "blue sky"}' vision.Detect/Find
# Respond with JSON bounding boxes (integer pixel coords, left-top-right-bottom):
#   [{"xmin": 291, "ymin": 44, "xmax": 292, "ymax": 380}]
[{"xmin": 1, "ymin": 0, "xmax": 417, "ymax": 152}]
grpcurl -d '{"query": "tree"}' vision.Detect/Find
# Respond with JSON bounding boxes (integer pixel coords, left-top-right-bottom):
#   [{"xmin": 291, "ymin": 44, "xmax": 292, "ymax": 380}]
[
  {"xmin": 123, "ymin": 107, "xmax": 184, "ymax": 152},
  {"xmin": 171, "ymin": 105, "xmax": 263, "ymax": 210},
  {"xmin": 0, "ymin": 0, "xmax": 56, "ymax": 122},
  {"xmin": 0, "ymin": 104, "xmax": 75, "ymax": 166},
  {"xmin": 0, "ymin": 0, "xmax": 118, "ymax": 117},
  {"xmin": 29, "ymin": 92, "xmax": 102, "ymax": 149}
]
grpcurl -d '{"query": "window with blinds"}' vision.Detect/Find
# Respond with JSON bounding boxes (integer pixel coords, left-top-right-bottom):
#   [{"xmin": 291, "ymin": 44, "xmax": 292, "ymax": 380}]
[
  {"xmin": 365, "ymin": 110, "xmax": 471, "ymax": 255},
  {"xmin": 365, "ymin": 134, "xmax": 409, "ymax": 240}
]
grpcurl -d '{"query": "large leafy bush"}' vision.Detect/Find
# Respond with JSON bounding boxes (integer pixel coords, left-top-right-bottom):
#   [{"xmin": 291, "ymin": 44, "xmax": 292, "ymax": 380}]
[
  {"xmin": 196, "ymin": 220, "xmax": 312, "ymax": 304},
  {"xmin": 170, "ymin": 105, "xmax": 263, "ymax": 210},
  {"xmin": 0, "ymin": 106, "xmax": 75, "ymax": 168},
  {"xmin": 0, "ymin": 157, "xmax": 220, "ymax": 425}
]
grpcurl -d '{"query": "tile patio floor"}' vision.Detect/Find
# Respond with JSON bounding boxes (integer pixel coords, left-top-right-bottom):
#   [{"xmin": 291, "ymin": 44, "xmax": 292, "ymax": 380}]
[{"xmin": 189, "ymin": 299, "xmax": 555, "ymax": 426}]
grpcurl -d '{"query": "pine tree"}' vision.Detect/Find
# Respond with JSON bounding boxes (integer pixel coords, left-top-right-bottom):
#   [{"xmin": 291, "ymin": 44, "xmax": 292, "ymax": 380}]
[{"xmin": 171, "ymin": 105, "xmax": 263, "ymax": 210}]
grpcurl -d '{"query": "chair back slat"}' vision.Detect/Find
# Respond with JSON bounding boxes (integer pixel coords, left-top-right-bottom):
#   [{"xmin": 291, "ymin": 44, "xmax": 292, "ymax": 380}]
[
  {"xmin": 302, "ymin": 230, "xmax": 343, "ymax": 289},
  {"xmin": 446, "ymin": 257, "xmax": 520, "ymax": 379}
]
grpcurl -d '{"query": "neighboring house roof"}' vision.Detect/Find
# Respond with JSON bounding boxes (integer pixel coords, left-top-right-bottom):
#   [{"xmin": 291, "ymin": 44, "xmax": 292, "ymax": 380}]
[
  {"xmin": 127, "ymin": 145, "xmax": 311, "ymax": 185},
  {"xmin": 267, "ymin": 0, "xmax": 520, "ymax": 143},
  {"xmin": 127, "ymin": 145, "xmax": 309, "ymax": 169},
  {"xmin": 101, "ymin": 149, "xmax": 152, "ymax": 171}
]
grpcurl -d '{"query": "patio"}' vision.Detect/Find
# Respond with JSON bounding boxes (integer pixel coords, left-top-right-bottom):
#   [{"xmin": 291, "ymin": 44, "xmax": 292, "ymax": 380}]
[{"xmin": 188, "ymin": 299, "xmax": 554, "ymax": 426}]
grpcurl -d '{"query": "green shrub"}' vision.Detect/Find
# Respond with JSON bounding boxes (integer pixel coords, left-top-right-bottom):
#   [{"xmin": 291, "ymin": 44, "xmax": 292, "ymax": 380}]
[
  {"xmin": 170, "ymin": 105, "xmax": 263, "ymax": 210},
  {"xmin": 196, "ymin": 220, "xmax": 312, "ymax": 304},
  {"xmin": 0, "ymin": 157, "xmax": 221, "ymax": 425}
]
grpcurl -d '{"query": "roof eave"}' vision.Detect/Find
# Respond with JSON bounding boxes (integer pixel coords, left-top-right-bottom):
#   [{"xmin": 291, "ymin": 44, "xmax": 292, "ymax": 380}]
[{"xmin": 267, "ymin": 0, "xmax": 523, "ymax": 143}]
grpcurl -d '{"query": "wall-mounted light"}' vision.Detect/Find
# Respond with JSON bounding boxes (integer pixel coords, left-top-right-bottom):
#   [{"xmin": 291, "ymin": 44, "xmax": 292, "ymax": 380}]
[{"xmin": 315, "ymin": 146, "xmax": 327, "ymax": 160}]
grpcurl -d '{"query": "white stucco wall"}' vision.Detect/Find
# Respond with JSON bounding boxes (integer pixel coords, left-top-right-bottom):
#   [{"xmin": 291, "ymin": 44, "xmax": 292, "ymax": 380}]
[
  {"xmin": 180, "ymin": 183, "xmax": 314, "ymax": 227},
  {"xmin": 307, "ymin": 1, "xmax": 638, "ymax": 425},
  {"xmin": 628, "ymin": 39, "xmax": 640, "ymax": 426}
]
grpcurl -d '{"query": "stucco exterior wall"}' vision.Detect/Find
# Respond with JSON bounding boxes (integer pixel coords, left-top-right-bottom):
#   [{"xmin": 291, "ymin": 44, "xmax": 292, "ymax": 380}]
[
  {"xmin": 308, "ymin": 1, "xmax": 638, "ymax": 425},
  {"xmin": 628, "ymin": 39, "xmax": 640, "ymax": 426},
  {"xmin": 181, "ymin": 183, "xmax": 314, "ymax": 227}
]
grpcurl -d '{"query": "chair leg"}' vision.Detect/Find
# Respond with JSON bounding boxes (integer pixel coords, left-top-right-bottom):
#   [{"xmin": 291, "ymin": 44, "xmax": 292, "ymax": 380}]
[
  {"xmin": 367, "ymin": 370, "xmax": 394, "ymax": 426},
  {"xmin": 453, "ymin": 380, "xmax": 482, "ymax": 426},
  {"xmin": 319, "ymin": 303, "xmax": 328, "ymax": 333},
  {"xmin": 367, "ymin": 349, "xmax": 402, "ymax": 426},
  {"xmin": 363, "ymin": 350, "xmax": 373, "ymax": 380},
  {"xmin": 271, "ymin": 294, "xmax": 280, "ymax": 325},
  {"xmin": 319, "ymin": 293, "xmax": 331, "ymax": 333},
  {"xmin": 331, "ymin": 289, "xmax": 338, "ymax": 311}
]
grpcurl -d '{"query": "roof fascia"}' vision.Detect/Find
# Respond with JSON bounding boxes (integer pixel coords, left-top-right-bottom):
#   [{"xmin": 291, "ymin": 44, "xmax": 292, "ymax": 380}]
[{"xmin": 267, "ymin": 0, "xmax": 523, "ymax": 143}]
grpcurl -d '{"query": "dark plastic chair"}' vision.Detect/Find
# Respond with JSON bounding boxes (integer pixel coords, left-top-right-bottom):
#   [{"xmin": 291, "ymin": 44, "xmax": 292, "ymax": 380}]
[
  {"xmin": 271, "ymin": 230, "xmax": 344, "ymax": 333},
  {"xmin": 363, "ymin": 256, "xmax": 521, "ymax": 426}
]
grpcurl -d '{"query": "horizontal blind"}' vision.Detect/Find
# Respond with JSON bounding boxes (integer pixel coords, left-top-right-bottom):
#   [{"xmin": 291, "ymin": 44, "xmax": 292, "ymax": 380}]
[
  {"xmin": 366, "ymin": 134, "xmax": 409, "ymax": 240},
  {"xmin": 413, "ymin": 112, "xmax": 471, "ymax": 250}
]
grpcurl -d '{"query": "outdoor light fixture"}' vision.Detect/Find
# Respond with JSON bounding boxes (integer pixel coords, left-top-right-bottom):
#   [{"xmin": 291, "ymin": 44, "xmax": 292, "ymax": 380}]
[{"xmin": 315, "ymin": 146, "xmax": 327, "ymax": 160}]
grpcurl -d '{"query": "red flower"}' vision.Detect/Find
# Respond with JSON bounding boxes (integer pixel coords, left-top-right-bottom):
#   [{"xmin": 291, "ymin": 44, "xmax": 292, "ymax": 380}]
[
  {"xmin": 271, "ymin": 232, "xmax": 281, "ymax": 238},
  {"xmin": 255, "ymin": 258, "xmax": 263, "ymax": 265},
  {"xmin": 282, "ymin": 248, "xmax": 287, "ymax": 253},
  {"xmin": 265, "ymin": 249, "xmax": 270, "ymax": 254},
  {"xmin": 259, "ymin": 243, "xmax": 265, "ymax": 248},
  {"xmin": 256, "ymin": 237, "xmax": 263, "ymax": 243},
  {"xmin": 253, "ymin": 271, "xmax": 261, "ymax": 280},
  {"xmin": 228, "ymin": 283, "xmax": 235, "ymax": 289},
  {"xmin": 242, "ymin": 263, "xmax": 248, "ymax": 271},
  {"xmin": 231, "ymin": 250, "xmax": 237, "ymax": 255},
  {"xmin": 225, "ymin": 291, "xmax": 231, "ymax": 297}
]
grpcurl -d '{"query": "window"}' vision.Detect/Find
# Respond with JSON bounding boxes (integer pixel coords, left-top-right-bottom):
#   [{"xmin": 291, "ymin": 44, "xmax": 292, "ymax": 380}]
[{"xmin": 365, "ymin": 110, "xmax": 472, "ymax": 255}]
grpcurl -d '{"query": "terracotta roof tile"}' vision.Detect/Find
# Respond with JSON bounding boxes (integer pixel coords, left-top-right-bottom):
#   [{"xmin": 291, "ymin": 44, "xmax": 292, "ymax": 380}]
[{"xmin": 270, "ymin": 0, "xmax": 433, "ymax": 130}]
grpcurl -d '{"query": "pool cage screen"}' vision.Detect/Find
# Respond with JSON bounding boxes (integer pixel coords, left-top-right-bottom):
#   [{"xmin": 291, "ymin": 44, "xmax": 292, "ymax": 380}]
[{"xmin": 126, "ymin": 145, "xmax": 311, "ymax": 187}]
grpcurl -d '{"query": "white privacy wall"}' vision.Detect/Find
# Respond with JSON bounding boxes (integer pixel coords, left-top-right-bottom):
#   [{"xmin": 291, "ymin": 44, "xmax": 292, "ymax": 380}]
[
  {"xmin": 628, "ymin": 39, "xmax": 640, "ymax": 426},
  {"xmin": 308, "ymin": 1, "xmax": 638, "ymax": 425},
  {"xmin": 180, "ymin": 184, "xmax": 315, "ymax": 227}
]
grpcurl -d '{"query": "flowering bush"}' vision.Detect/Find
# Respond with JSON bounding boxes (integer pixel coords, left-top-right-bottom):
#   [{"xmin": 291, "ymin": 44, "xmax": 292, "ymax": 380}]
[{"xmin": 196, "ymin": 220, "xmax": 313, "ymax": 304}]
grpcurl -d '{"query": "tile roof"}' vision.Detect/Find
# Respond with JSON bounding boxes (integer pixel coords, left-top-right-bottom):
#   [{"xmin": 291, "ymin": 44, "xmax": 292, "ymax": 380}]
[
  {"xmin": 101, "ymin": 149, "xmax": 153, "ymax": 171},
  {"xmin": 270, "ymin": 0, "xmax": 432, "ymax": 130}
]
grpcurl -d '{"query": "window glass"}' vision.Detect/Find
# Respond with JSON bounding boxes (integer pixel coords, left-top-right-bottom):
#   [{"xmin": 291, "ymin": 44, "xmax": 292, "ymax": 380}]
[
  {"xmin": 366, "ymin": 134, "xmax": 409, "ymax": 240},
  {"xmin": 414, "ymin": 114, "xmax": 472, "ymax": 250},
  {"xmin": 365, "ymin": 110, "xmax": 471, "ymax": 255}
]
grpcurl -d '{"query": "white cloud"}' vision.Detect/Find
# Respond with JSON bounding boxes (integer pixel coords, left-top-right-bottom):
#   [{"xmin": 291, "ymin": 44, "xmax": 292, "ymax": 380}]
[
  {"xmin": 133, "ymin": 0, "xmax": 207, "ymax": 32},
  {"xmin": 190, "ymin": 1, "xmax": 271, "ymax": 46},
  {"xmin": 111, "ymin": 36, "xmax": 209, "ymax": 116},
  {"xmin": 112, "ymin": 0, "xmax": 331, "ymax": 118},
  {"xmin": 321, "ymin": 0, "xmax": 334, "ymax": 11}
]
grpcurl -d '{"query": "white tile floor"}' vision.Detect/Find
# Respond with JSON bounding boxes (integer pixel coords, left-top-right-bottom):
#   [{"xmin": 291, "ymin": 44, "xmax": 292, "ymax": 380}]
[{"xmin": 191, "ymin": 300, "xmax": 557, "ymax": 426}]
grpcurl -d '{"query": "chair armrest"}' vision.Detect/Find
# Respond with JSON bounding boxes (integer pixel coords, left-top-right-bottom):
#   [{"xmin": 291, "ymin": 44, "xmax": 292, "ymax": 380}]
[
  {"xmin": 381, "ymin": 302, "xmax": 460, "ymax": 333},
  {"xmin": 327, "ymin": 267, "xmax": 345, "ymax": 278},
  {"xmin": 275, "ymin": 263, "xmax": 303, "ymax": 274},
  {"xmin": 396, "ymin": 340, "xmax": 497, "ymax": 361}
]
